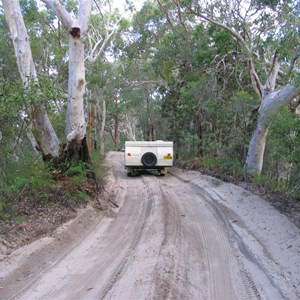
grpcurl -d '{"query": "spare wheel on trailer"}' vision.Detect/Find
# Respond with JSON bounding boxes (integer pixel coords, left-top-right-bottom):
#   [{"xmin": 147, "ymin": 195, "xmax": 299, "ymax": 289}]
[{"xmin": 141, "ymin": 152, "xmax": 157, "ymax": 168}]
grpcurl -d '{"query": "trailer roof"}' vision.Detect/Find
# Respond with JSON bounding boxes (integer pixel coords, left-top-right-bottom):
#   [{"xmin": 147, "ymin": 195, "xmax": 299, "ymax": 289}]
[{"xmin": 125, "ymin": 141, "xmax": 173, "ymax": 147}]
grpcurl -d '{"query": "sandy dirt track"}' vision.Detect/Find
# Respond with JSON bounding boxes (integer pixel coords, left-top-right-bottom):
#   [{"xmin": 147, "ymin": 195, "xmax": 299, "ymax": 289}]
[{"xmin": 0, "ymin": 151, "xmax": 299, "ymax": 300}]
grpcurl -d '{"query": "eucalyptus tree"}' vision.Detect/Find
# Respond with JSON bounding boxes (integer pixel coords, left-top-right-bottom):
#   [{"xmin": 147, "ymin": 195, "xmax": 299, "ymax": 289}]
[
  {"xmin": 85, "ymin": 1, "xmax": 127, "ymax": 154},
  {"xmin": 128, "ymin": 0, "xmax": 189, "ymax": 145},
  {"xmin": 87, "ymin": 0, "xmax": 123, "ymax": 63},
  {"xmin": 173, "ymin": 0, "xmax": 300, "ymax": 174},
  {"xmin": 2, "ymin": 0, "xmax": 60, "ymax": 160},
  {"xmin": 107, "ymin": 1, "xmax": 168, "ymax": 143},
  {"xmin": 136, "ymin": 1, "xmax": 242, "ymax": 158},
  {"xmin": 117, "ymin": 55, "xmax": 164, "ymax": 142},
  {"xmin": 3, "ymin": 0, "xmax": 93, "ymax": 167},
  {"xmin": 0, "ymin": 11, "xmax": 24, "ymax": 163},
  {"xmin": 41, "ymin": 0, "xmax": 92, "ymax": 163}
]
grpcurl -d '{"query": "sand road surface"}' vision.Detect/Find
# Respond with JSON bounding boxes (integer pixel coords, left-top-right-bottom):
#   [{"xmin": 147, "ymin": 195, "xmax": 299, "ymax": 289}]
[{"xmin": 0, "ymin": 151, "xmax": 299, "ymax": 299}]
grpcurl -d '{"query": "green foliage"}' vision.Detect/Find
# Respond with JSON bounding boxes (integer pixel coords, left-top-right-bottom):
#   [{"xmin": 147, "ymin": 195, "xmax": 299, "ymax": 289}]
[
  {"xmin": 0, "ymin": 158, "xmax": 50, "ymax": 219},
  {"xmin": 12, "ymin": 215, "xmax": 27, "ymax": 223},
  {"xmin": 204, "ymin": 157, "xmax": 244, "ymax": 177},
  {"xmin": 61, "ymin": 0, "xmax": 78, "ymax": 14},
  {"xmin": 90, "ymin": 151, "xmax": 107, "ymax": 175},
  {"xmin": 182, "ymin": 156, "xmax": 244, "ymax": 179},
  {"xmin": 250, "ymin": 172, "xmax": 277, "ymax": 190},
  {"xmin": 208, "ymin": 25, "xmax": 236, "ymax": 56},
  {"xmin": 0, "ymin": 153, "xmax": 105, "ymax": 220},
  {"xmin": 64, "ymin": 161, "xmax": 89, "ymax": 186},
  {"xmin": 0, "ymin": 79, "xmax": 25, "ymax": 139},
  {"xmin": 252, "ymin": 0, "xmax": 293, "ymax": 10},
  {"xmin": 70, "ymin": 191, "xmax": 90, "ymax": 202},
  {"xmin": 265, "ymin": 106, "xmax": 300, "ymax": 196},
  {"xmin": 64, "ymin": 161, "xmax": 88, "ymax": 176}
]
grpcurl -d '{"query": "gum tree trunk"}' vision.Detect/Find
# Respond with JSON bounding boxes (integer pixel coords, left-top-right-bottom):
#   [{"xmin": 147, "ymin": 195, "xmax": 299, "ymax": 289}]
[
  {"xmin": 42, "ymin": 0, "xmax": 92, "ymax": 164},
  {"xmin": 2, "ymin": 0, "xmax": 60, "ymax": 159},
  {"xmin": 245, "ymin": 54, "xmax": 300, "ymax": 174},
  {"xmin": 246, "ymin": 85, "xmax": 300, "ymax": 174}
]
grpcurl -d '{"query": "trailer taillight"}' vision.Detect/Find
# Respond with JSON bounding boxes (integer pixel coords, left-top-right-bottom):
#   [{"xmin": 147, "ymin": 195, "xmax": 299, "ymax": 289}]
[{"xmin": 164, "ymin": 153, "xmax": 173, "ymax": 159}]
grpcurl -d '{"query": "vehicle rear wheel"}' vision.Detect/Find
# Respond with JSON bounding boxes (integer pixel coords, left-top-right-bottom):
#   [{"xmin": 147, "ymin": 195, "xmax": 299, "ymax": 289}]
[{"xmin": 141, "ymin": 152, "xmax": 157, "ymax": 168}]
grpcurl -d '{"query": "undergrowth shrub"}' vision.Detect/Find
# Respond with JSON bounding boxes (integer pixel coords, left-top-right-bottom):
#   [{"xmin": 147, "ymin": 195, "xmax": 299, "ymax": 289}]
[
  {"xmin": 0, "ymin": 152, "xmax": 107, "ymax": 222},
  {"xmin": 64, "ymin": 161, "xmax": 89, "ymax": 186},
  {"xmin": 265, "ymin": 106, "xmax": 300, "ymax": 197},
  {"xmin": 181, "ymin": 156, "xmax": 244, "ymax": 179},
  {"xmin": 90, "ymin": 151, "xmax": 108, "ymax": 188}
]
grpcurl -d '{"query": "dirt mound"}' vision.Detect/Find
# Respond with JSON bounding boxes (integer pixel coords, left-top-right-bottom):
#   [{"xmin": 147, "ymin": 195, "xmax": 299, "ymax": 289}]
[{"xmin": 0, "ymin": 178, "xmax": 112, "ymax": 260}]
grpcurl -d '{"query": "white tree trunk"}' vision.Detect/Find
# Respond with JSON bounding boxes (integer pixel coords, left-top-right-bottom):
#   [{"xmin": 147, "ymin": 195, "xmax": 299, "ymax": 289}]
[
  {"xmin": 3, "ymin": 0, "xmax": 60, "ymax": 158},
  {"xmin": 246, "ymin": 85, "xmax": 300, "ymax": 174},
  {"xmin": 124, "ymin": 114, "xmax": 137, "ymax": 141},
  {"xmin": 245, "ymin": 120, "xmax": 269, "ymax": 174},
  {"xmin": 42, "ymin": 0, "xmax": 92, "ymax": 147},
  {"xmin": 26, "ymin": 128, "xmax": 40, "ymax": 154},
  {"xmin": 65, "ymin": 32, "xmax": 87, "ymax": 142}
]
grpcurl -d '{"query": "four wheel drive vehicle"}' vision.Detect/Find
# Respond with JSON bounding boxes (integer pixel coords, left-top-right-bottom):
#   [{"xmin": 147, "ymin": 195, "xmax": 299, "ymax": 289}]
[{"xmin": 124, "ymin": 141, "xmax": 173, "ymax": 176}]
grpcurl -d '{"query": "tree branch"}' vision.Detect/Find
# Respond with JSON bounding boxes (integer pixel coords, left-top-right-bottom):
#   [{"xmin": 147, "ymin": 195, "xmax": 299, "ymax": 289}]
[
  {"xmin": 266, "ymin": 51, "xmax": 280, "ymax": 92},
  {"xmin": 42, "ymin": 0, "xmax": 91, "ymax": 37},
  {"xmin": 172, "ymin": 0, "xmax": 188, "ymax": 32},
  {"xmin": 156, "ymin": 0, "xmax": 174, "ymax": 31},
  {"xmin": 189, "ymin": 8, "xmax": 252, "ymax": 57},
  {"xmin": 41, "ymin": 0, "xmax": 73, "ymax": 30},
  {"xmin": 286, "ymin": 48, "xmax": 300, "ymax": 81},
  {"xmin": 248, "ymin": 59, "xmax": 263, "ymax": 98},
  {"xmin": 77, "ymin": 0, "xmax": 92, "ymax": 34}
]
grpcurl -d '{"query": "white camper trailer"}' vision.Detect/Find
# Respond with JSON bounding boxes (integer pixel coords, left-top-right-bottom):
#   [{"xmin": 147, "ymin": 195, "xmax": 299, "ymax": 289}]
[{"xmin": 124, "ymin": 141, "xmax": 173, "ymax": 176}]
